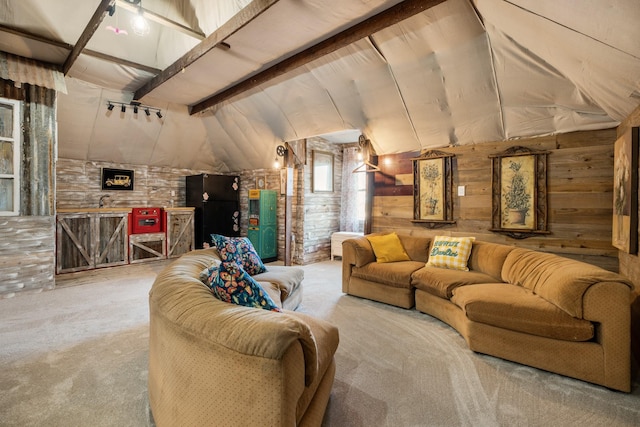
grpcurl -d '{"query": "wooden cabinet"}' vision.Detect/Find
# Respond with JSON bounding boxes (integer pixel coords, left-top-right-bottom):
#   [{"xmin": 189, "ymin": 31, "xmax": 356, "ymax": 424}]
[
  {"xmin": 56, "ymin": 209, "xmax": 130, "ymax": 274},
  {"xmin": 165, "ymin": 207, "xmax": 195, "ymax": 258},
  {"xmin": 247, "ymin": 190, "xmax": 277, "ymax": 261}
]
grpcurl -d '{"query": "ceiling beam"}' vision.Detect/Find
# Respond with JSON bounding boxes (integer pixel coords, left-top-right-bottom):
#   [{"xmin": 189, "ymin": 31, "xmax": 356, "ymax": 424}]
[
  {"xmin": 189, "ymin": 0, "xmax": 447, "ymax": 115},
  {"xmin": 133, "ymin": 0, "xmax": 280, "ymax": 101},
  {"xmin": 114, "ymin": 0, "xmax": 205, "ymax": 40},
  {"xmin": 62, "ymin": 0, "xmax": 115, "ymax": 75},
  {"xmin": 0, "ymin": 23, "xmax": 160, "ymax": 75}
]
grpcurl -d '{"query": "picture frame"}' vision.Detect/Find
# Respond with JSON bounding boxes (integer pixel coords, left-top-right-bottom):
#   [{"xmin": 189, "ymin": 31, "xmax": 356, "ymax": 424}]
[
  {"xmin": 101, "ymin": 168, "xmax": 134, "ymax": 191},
  {"xmin": 612, "ymin": 127, "xmax": 638, "ymax": 254},
  {"xmin": 312, "ymin": 150, "xmax": 334, "ymax": 192},
  {"xmin": 489, "ymin": 146, "xmax": 550, "ymax": 239},
  {"xmin": 411, "ymin": 150, "xmax": 455, "ymax": 228}
]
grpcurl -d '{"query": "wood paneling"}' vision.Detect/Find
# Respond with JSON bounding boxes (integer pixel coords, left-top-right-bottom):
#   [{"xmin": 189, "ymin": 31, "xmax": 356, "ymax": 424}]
[
  {"xmin": 0, "ymin": 80, "xmax": 56, "ymax": 297},
  {"xmin": 371, "ymin": 129, "xmax": 619, "ymax": 271},
  {"xmin": 0, "ymin": 216, "xmax": 55, "ymax": 298}
]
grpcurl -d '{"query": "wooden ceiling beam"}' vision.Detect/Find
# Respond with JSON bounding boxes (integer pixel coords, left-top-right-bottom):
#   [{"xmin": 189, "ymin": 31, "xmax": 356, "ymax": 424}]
[
  {"xmin": 62, "ymin": 0, "xmax": 116, "ymax": 75},
  {"xmin": 188, "ymin": 0, "xmax": 446, "ymax": 115},
  {"xmin": 133, "ymin": 0, "xmax": 280, "ymax": 101}
]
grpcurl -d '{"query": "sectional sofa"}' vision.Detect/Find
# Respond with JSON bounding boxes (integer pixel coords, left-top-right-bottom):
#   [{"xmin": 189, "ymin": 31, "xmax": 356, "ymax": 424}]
[
  {"xmin": 341, "ymin": 233, "xmax": 635, "ymax": 392},
  {"xmin": 149, "ymin": 248, "xmax": 339, "ymax": 426}
]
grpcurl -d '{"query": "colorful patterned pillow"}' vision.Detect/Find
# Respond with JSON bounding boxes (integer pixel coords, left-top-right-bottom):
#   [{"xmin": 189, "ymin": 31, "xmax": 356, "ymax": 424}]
[
  {"xmin": 211, "ymin": 234, "xmax": 267, "ymax": 276},
  {"xmin": 426, "ymin": 236, "xmax": 475, "ymax": 271},
  {"xmin": 199, "ymin": 259, "xmax": 221, "ymax": 286},
  {"xmin": 210, "ymin": 261, "xmax": 281, "ymax": 312}
]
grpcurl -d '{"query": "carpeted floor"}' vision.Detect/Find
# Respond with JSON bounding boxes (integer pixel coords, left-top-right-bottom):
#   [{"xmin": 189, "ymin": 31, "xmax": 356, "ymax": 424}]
[{"xmin": 1, "ymin": 259, "xmax": 639, "ymax": 426}]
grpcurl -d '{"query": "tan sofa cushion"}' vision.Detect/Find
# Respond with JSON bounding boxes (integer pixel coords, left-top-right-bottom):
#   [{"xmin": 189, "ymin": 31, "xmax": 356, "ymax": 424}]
[
  {"xmin": 253, "ymin": 266, "xmax": 304, "ymax": 301},
  {"xmin": 411, "ymin": 266, "xmax": 499, "ymax": 299},
  {"xmin": 451, "ymin": 283, "xmax": 594, "ymax": 342},
  {"xmin": 398, "ymin": 235, "xmax": 432, "ymax": 263},
  {"xmin": 467, "ymin": 241, "xmax": 515, "ymax": 280},
  {"xmin": 352, "ymin": 261, "xmax": 425, "ymax": 289},
  {"xmin": 502, "ymin": 248, "xmax": 633, "ymax": 318}
]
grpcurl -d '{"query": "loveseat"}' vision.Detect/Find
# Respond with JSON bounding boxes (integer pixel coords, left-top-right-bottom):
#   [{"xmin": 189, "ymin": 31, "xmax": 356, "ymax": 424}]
[
  {"xmin": 342, "ymin": 233, "xmax": 635, "ymax": 392},
  {"xmin": 149, "ymin": 248, "xmax": 339, "ymax": 426}
]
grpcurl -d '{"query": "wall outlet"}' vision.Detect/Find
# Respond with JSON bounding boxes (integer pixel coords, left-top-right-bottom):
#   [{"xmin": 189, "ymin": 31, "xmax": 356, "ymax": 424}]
[
  {"xmin": 457, "ymin": 185, "xmax": 466, "ymax": 196},
  {"xmin": 170, "ymin": 190, "xmax": 176, "ymax": 197}
]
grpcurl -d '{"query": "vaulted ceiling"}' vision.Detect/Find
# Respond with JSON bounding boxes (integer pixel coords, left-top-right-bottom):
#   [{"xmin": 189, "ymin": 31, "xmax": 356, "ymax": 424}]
[{"xmin": 1, "ymin": 0, "xmax": 639, "ymax": 172}]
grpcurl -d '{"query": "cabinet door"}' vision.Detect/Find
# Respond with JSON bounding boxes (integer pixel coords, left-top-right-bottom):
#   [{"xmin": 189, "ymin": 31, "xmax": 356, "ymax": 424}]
[
  {"xmin": 56, "ymin": 214, "xmax": 94, "ymax": 273},
  {"xmin": 95, "ymin": 214, "xmax": 128, "ymax": 267}
]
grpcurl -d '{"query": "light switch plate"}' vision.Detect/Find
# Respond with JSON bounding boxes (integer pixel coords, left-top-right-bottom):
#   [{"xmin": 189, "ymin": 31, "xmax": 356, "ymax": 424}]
[{"xmin": 457, "ymin": 185, "xmax": 466, "ymax": 196}]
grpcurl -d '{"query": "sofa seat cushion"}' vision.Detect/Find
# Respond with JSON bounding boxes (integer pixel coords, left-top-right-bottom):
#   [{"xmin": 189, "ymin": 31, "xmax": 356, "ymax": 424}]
[
  {"xmin": 451, "ymin": 283, "xmax": 594, "ymax": 342},
  {"xmin": 253, "ymin": 265, "xmax": 304, "ymax": 301},
  {"xmin": 411, "ymin": 266, "xmax": 499, "ymax": 299},
  {"xmin": 352, "ymin": 261, "xmax": 425, "ymax": 288}
]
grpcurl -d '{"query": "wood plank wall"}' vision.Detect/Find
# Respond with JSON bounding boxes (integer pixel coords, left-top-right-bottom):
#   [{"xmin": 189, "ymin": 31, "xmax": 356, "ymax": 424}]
[
  {"xmin": 372, "ymin": 129, "xmax": 619, "ymax": 271},
  {"xmin": 617, "ymin": 104, "xmax": 640, "ymax": 367},
  {"xmin": 56, "ymin": 159, "xmax": 211, "ymax": 209},
  {"xmin": 0, "ymin": 80, "xmax": 56, "ymax": 298},
  {"xmin": 301, "ymin": 137, "xmax": 343, "ymax": 264}
]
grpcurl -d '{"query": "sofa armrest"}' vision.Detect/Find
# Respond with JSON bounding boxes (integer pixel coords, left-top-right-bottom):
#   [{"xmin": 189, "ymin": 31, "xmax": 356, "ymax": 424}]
[
  {"xmin": 582, "ymin": 281, "xmax": 632, "ymax": 391},
  {"xmin": 341, "ymin": 236, "xmax": 375, "ymax": 293}
]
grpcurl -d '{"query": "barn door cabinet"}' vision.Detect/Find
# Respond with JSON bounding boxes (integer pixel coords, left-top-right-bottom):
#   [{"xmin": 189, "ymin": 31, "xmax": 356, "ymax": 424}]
[
  {"xmin": 165, "ymin": 207, "xmax": 195, "ymax": 258},
  {"xmin": 56, "ymin": 208, "xmax": 130, "ymax": 274}
]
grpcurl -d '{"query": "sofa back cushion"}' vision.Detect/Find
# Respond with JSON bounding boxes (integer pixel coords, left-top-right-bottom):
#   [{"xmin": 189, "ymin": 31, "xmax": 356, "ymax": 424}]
[
  {"xmin": 398, "ymin": 235, "xmax": 432, "ymax": 263},
  {"xmin": 467, "ymin": 241, "xmax": 515, "ymax": 281},
  {"xmin": 501, "ymin": 248, "xmax": 631, "ymax": 318}
]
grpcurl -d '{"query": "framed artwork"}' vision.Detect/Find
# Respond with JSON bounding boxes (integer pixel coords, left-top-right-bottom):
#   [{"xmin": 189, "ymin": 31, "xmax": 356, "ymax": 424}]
[
  {"xmin": 411, "ymin": 150, "xmax": 455, "ymax": 228},
  {"xmin": 490, "ymin": 146, "xmax": 549, "ymax": 239},
  {"xmin": 312, "ymin": 150, "xmax": 334, "ymax": 192},
  {"xmin": 101, "ymin": 168, "xmax": 134, "ymax": 191},
  {"xmin": 612, "ymin": 127, "xmax": 638, "ymax": 254},
  {"xmin": 256, "ymin": 175, "xmax": 267, "ymax": 189}
]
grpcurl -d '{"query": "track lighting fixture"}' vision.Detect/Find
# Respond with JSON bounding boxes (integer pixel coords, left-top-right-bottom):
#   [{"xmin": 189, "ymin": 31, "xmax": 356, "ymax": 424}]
[{"xmin": 106, "ymin": 100, "xmax": 163, "ymax": 119}]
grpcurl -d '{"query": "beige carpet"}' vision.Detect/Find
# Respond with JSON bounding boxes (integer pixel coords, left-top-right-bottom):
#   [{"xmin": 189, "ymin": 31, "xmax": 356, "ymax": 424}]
[{"xmin": 1, "ymin": 259, "xmax": 639, "ymax": 426}]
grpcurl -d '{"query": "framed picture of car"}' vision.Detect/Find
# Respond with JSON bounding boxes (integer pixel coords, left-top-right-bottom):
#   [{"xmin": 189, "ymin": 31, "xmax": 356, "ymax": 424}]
[{"xmin": 101, "ymin": 168, "xmax": 134, "ymax": 191}]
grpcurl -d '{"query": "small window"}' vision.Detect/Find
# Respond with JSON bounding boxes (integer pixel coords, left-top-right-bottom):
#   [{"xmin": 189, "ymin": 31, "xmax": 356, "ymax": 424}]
[{"xmin": 0, "ymin": 98, "xmax": 21, "ymax": 216}]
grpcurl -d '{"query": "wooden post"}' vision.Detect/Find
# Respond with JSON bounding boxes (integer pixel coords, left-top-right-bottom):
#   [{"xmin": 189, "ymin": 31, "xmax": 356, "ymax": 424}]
[{"xmin": 284, "ymin": 147, "xmax": 294, "ymax": 266}]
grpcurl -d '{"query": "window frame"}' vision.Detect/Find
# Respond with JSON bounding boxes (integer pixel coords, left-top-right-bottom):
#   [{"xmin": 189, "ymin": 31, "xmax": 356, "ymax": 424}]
[{"xmin": 0, "ymin": 98, "xmax": 21, "ymax": 216}]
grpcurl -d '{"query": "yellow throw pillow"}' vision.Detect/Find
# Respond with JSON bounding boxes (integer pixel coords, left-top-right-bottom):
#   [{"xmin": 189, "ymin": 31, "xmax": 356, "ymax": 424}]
[
  {"xmin": 366, "ymin": 232, "xmax": 411, "ymax": 263},
  {"xmin": 427, "ymin": 236, "xmax": 475, "ymax": 271}
]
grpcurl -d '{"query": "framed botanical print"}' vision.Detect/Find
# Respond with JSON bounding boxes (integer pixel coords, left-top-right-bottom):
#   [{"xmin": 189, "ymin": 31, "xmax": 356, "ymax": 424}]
[
  {"xmin": 612, "ymin": 127, "xmax": 638, "ymax": 254},
  {"xmin": 490, "ymin": 146, "xmax": 550, "ymax": 239},
  {"xmin": 412, "ymin": 150, "xmax": 455, "ymax": 228}
]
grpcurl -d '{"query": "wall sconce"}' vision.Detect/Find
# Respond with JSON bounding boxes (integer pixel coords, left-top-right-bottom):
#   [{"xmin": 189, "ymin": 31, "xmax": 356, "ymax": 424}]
[
  {"xmin": 274, "ymin": 144, "xmax": 288, "ymax": 168},
  {"xmin": 106, "ymin": 100, "xmax": 163, "ymax": 119}
]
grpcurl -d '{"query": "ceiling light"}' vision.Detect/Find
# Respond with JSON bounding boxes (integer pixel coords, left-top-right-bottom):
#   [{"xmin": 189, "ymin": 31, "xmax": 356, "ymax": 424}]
[
  {"xmin": 145, "ymin": 108, "xmax": 150, "ymax": 116},
  {"xmin": 121, "ymin": 104, "xmax": 126, "ymax": 113},
  {"xmin": 156, "ymin": 111, "xmax": 162, "ymax": 118},
  {"xmin": 133, "ymin": 105, "xmax": 138, "ymax": 114},
  {"xmin": 131, "ymin": 5, "xmax": 150, "ymax": 36},
  {"xmin": 107, "ymin": 102, "xmax": 114, "ymax": 111}
]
